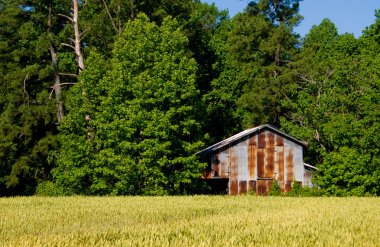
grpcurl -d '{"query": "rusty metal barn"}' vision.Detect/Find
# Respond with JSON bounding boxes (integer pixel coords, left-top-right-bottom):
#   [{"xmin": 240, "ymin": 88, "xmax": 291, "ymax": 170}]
[{"xmin": 198, "ymin": 124, "xmax": 317, "ymax": 195}]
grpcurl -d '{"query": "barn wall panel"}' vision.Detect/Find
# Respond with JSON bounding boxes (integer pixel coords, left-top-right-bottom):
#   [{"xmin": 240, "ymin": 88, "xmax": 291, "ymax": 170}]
[
  {"xmin": 265, "ymin": 147, "xmax": 275, "ymax": 178},
  {"xmin": 230, "ymin": 147, "xmax": 237, "ymax": 181},
  {"xmin": 229, "ymin": 180, "xmax": 238, "ymax": 195},
  {"xmin": 221, "ymin": 149, "xmax": 231, "ymax": 178},
  {"xmin": 256, "ymin": 180, "xmax": 273, "ymax": 195},
  {"xmin": 237, "ymin": 139, "xmax": 248, "ymax": 182},
  {"xmin": 284, "ymin": 139, "xmax": 294, "ymax": 183},
  {"xmin": 258, "ymin": 131, "xmax": 266, "ymax": 148},
  {"xmin": 248, "ymin": 135, "xmax": 257, "ymax": 180},
  {"xmin": 239, "ymin": 181, "xmax": 247, "ymax": 194},
  {"xmin": 293, "ymin": 144, "xmax": 304, "ymax": 183},
  {"xmin": 257, "ymin": 148, "xmax": 265, "ymax": 178},
  {"xmin": 304, "ymin": 168, "xmax": 313, "ymax": 187}
]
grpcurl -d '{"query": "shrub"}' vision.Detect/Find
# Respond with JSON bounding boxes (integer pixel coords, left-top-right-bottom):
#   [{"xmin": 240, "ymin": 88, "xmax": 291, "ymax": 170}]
[
  {"xmin": 35, "ymin": 181, "xmax": 68, "ymax": 196},
  {"xmin": 287, "ymin": 181, "xmax": 326, "ymax": 197},
  {"xmin": 269, "ymin": 180, "xmax": 282, "ymax": 196}
]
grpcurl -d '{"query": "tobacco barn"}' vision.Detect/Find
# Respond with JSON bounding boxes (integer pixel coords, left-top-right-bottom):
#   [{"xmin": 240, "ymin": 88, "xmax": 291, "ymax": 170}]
[{"xmin": 198, "ymin": 124, "xmax": 317, "ymax": 195}]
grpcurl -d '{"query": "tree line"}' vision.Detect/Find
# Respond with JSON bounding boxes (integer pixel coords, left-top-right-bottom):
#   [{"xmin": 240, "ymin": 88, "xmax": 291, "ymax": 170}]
[{"xmin": 0, "ymin": 0, "xmax": 379, "ymax": 196}]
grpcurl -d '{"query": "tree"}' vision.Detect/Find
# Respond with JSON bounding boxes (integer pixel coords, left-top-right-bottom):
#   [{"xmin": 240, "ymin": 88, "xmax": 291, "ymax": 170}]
[
  {"xmin": 281, "ymin": 18, "xmax": 380, "ymax": 195},
  {"xmin": 228, "ymin": 0, "xmax": 302, "ymax": 128},
  {"xmin": 54, "ymin": 14, "xmax": 205, "ymax": 195},
  {"xmin": 0, "ymin": 0, "xmax": 71, "ymax": 195}
]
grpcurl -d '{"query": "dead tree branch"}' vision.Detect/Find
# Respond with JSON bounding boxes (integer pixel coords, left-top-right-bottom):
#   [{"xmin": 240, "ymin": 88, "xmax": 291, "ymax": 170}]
[
  {"xmin": 58, "ymin": 13, "xmax": 73, "ymax": 22},
  {"xmin": 49, "ymin": 82, "xmax": 77, "ymax": 99},
  {"xmin": 58, "ymin": 73, "xmax": 78, "ymax": 77},
  {"xmin": 23, "ymin": 75, "xmax": 30, "ymax": 107},
  {"xmin": 61, "ymin": 43, "xmax": 75, "ymax": 50},
  {"xmin": 101, "ymin": 0, "xmax": 119, "ymax": 33}
]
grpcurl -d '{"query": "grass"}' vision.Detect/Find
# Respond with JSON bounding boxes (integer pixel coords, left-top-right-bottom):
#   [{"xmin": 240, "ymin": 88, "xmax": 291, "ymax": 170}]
[{"xmin": 0, "ymin": 196, "xmax": 379, "ymax": 246}]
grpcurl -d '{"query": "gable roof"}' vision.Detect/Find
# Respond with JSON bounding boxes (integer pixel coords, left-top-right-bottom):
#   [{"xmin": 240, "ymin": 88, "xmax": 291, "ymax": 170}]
[{"xmin": 197, "ymin": 124, "xmax": 307, "ymax": 156}]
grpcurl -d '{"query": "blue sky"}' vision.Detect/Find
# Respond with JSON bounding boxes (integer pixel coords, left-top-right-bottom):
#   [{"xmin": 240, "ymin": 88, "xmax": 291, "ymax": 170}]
[{"xmin": 201, "ymin": 0, "xmax": 380, "ymax": 37}]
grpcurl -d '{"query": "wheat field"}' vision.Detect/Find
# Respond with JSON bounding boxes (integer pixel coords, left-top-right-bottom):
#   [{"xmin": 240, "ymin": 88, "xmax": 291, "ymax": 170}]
[{"xmin": 0, "ymin": 196, "xmax": 379, "ymax": 246}]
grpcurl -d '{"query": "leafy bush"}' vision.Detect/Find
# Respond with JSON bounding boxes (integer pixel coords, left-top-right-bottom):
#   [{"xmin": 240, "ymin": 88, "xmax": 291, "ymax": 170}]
[
  {"xmin": 268, "ymin": 180, "xmax": 326, "ymax": 197},
  {"xmin": 287, "ymin": 181, "xmax": 326, "ymax": 197},
  {"xmin": 269, "ymin": 180, "xmax": 282, "ymax": 196},
  {"xmin": 35, "ymin": 181, "xmax": 68, "ymax": 196}
]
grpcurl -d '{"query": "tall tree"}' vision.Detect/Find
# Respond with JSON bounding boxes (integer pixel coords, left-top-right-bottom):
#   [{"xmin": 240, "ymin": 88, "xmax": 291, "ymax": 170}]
[
  {"xmin": 53, "ymin": 14, "xmax": 205, "ymax": 195},
  {"xmin": 236, "ymin": 0, "xmax": 302, "ymax": 127},
  {"xmin": 0, "ymin": 0, "xmax": 72, "ymax": 195},
  {"xmin": 281, "ymin": 18, "xmax": 380, "ymax": 195}
]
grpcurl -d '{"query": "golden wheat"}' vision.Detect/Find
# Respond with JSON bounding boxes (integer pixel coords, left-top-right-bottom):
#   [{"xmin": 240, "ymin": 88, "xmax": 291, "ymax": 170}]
[{"xmin": 0, "ymin": 196, "xmax": 378, "ymax": 246}]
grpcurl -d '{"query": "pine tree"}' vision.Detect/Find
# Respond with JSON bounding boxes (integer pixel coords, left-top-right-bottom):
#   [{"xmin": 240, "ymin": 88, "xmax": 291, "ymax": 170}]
[{"xmin": 0, "ymin": 0, "xmax": 72, "ymax": 195}]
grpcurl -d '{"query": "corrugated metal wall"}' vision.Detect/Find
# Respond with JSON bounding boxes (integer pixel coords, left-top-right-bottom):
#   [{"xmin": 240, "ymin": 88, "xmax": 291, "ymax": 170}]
[{"xmin": 209, "ymin": 130, "xmax": 304, "ymax": 195}]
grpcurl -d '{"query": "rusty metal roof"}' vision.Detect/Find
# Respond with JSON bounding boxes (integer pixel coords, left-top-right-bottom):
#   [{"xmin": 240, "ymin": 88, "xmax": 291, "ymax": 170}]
[{"xmin": 197, "ymin": 124, "xmax": 307, "ymax": 156}]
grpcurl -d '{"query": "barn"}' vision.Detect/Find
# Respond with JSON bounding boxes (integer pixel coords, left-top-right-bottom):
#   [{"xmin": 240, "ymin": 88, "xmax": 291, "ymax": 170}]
[{"xmin": 198, "ymin": 124, "xmax": 317, "ymax": 195}]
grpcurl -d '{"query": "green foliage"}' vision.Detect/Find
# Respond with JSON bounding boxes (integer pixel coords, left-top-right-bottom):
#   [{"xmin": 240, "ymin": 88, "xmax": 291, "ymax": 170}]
[
  {"xmin": 223, "ymin": 1, "xmax": 301, "ymax": 128},
  {"xmin": 286, "ymin": 184, "xmax": 326, "ymax": 197},
  {"xmin": 269, "ymin": 180, "xmax": 281, "ymax": 196},
  {"xmin": 281, "ymin": 17, "xmax": 380, "ymax": 196},
  {"xmin": 54, "ymin": 14, "xmax": 206, "ymax": 195},
  {"xmin": 0, "ymin": 0, "xmax": 69, "ymax": 195},
  {"xmin": 35, "ymin": 181, "xmax": 67, "ymax": 196}
]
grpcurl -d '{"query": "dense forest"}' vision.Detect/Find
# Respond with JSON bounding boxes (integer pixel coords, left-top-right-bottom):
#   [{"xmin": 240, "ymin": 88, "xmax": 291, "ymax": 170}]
[{"xmin": 0, "ymin": 0, "xmax": 379, "ymax": 196}]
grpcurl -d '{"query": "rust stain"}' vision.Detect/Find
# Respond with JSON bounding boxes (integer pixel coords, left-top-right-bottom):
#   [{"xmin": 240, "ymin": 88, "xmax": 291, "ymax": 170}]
[
  {"xmin": 257, "ymin": 149, "xmax": 265, "ymax": 178},
  {"xmin": 248, "ymin": 136, "xmax": 257, "ymax": 179},
  {"xmin": 265, "ymin": 148, "xmax": 274, "ymax": 178},
  {"xmin": 248, "ymin": 180, "xmax": 256, "ymax": 193},
  {"xmin": 275, "ymin": 134, "xmax": 284, "ymax": 146},
  {"xmin": 257, "ymin": 180, "xmax": 266, "ymax": 195},
  {"xmin": 229, "ymin": 180, "xmax": 238, "ymax": 195},
  {"xmin": 278, "ymin": 181, "xmax": 285, "ymax": 192},
  {"xmin": 285, "ymin": 182, "xmax": 292, "ymax": 192},
  {"xmin": 248, "ymin": 145, "xmax": 253, "ymax": 178},
  {"xmin": 286, "ymin": 149, "xmax": 294, "ymax": 182},
  {"xmin": 267, "ymin": 132, "xmax": 275, "ymax": 148},
  {"xmin": 278, "ymin": 146, "xmax": 284, "ymax": 181},
  {"xmin": 239, "ymin": 181, "xmax": 247, "ymax": 194},
  {"xmin": 265, "ymin": 132, "xmax": 274, "ymax": 178},
  {"xmin": 230, "ymin": 148, "xmax": 237, "ymax": 181},
  {"xmin": 214, "ymin": 164, "xmax": 219, "ymax": 177},
  {"xmin": 258, "ymin": 132, "xmax": 266, "ymax": 148},
  {"xmin": 256, "ymin": 180, "xmax": 273, "ymax": 195},
  {"xmin": 248, "ymin": 134, "xmax": 257, "ymax": 146}
]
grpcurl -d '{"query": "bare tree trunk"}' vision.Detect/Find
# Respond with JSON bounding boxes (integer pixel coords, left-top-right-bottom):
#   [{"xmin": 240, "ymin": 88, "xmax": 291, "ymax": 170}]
[
  {"xmin": 73, "ymin": 0, "xmax": 85, "ymax": 71},
  {"xmin": 48, "ymin": 3, "xmax": 64, "ymax": 123},
  {"xmin": 130, "ymin": 0, "xmax": 135, "ymax": 19},
  {"xmin": 117, "ymin": 2, "xmax": 122, "ymax": 33}
]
